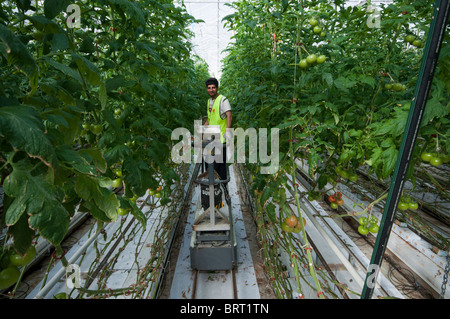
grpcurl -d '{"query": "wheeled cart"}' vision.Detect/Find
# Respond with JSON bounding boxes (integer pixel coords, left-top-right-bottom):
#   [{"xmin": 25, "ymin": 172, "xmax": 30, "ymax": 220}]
[{"xmin": 189, "ymin": 127, "xmax": 237, "ymax": 271}]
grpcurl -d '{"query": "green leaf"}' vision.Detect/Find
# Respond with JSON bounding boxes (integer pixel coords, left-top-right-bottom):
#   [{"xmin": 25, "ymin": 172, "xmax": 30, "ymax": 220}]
[
  {"xmin": 7, "ymin": 213, "xmax": 35, "ymax": 255},
  {"xmin": 78, "ymin": 148, "xmax": 107, "ymax": 174},
  {"xmin": 28, "ymin": 198, "xmax": 69, "ymax": 245},
  {"xmin": 3, "ymin": 193, "xmax": 28, "ymax": 226},
  {"xmin": 260, "ymin": 186, "xmax": 271, "ymax": 207},
  {"xmin": 75, "ymin": 174, "xmax": 119, "ymax": 221},
  {"xmin": 421, "ymin": 94, "xmax": 449, "ymax": 126},
  {"xmin": 322, "ymin": 72, "xmax": 333, "ymax": 87},
  {"xmin": 366, "ymin": 147, "xmax": 382, "ymax": 166},
  {"xmin": 56, "ymin": 145, "xmax": 97, "ymax": 175},
  {"xmin": 99, "ymin": 83, "xmax": 107, "ymax": 109},
  {"xmin": 3, "ymin": 167, "xmax": 69, "ymax": 246},
  {"xmin": 266, "ymin": 202, "xmax": 277, "ymax": 223},
  {"xmin": 50, "ymin": 33, "xmax": 69, "ymax": 52},
  {"xmin": 382, "ymin": 145, "xmax": 398, "ymax": 179},
  {"xmin": 44, "ymin": 0, "xmax": 72, "ymax": 19},
  {"xmin": 0, "ymin": 24, "xmax": 37, "ymax": 78},
  {"xmin": 123, "ymin": 158, "xmax": 154, "ymax": 196},
  {"xmin": 28, "ymin": 15, "xmax": 62, "ymax": 33},
  {"xmin": 110, "ymin": 0, "xmax": 146, "ymax": 26},
  {"xmin": 0, "ymin": 106, "xmax": 58, "ymax": 169},
  {"xmin": 44, "ymin": 57, "xmax": 83, "ymax": 83},
  {"xmin": 72, "ymin": 53, "xmax": 102, "ymax": 86},
  {"xmin": 334, "ymin": 76, "xmax": 356, "ymax": 91}
]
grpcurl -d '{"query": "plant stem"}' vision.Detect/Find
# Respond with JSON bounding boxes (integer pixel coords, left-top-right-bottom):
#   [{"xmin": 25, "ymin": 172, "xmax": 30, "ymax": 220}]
[{"xmin": 289, "ymin": 126, "xmax": 324, "ymax": 299}]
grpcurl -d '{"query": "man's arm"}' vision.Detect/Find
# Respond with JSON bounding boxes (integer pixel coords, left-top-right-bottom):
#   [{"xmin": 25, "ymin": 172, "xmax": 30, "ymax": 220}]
[{"xmin": 226, "ymin": 111, "xmax": 232, "ymax": 128}]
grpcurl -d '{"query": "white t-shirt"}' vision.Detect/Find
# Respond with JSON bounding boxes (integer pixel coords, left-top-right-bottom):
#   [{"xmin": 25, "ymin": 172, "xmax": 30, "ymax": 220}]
[{"xmin": 209, "ymin": 95, "xmax": 231, "ymax": 120}]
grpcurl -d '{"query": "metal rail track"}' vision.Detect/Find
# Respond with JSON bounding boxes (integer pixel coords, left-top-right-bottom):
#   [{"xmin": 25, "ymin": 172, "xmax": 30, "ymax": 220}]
[{"xmin": 191, "ymin": 268, "xmax": 238, "ymax": 299}]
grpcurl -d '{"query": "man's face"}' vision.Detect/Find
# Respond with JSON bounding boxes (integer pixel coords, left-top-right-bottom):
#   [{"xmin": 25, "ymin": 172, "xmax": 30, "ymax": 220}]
[{"xmin": 207, "ymin": 84, "xmax": 218, "ymax": 98}]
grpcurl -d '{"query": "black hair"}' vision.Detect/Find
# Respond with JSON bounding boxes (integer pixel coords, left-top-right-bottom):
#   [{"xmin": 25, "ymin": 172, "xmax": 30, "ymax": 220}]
[{"xmin": 205, "ymin": 77, "xmax": 219, "ymax": 88}]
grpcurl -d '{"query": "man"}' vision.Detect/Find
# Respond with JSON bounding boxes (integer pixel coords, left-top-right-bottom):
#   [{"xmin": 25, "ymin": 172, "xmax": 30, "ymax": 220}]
[{"xmin": 203, "ymin": 77, "xmax": 232, "ymax": 180}]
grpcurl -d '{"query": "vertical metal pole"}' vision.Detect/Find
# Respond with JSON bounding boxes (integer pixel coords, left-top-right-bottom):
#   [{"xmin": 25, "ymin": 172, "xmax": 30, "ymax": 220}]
[
  {"xmin": 361, "ymin": 0, "xmax": 449, "ymax": 299},
  {"xmin": 217, "ymin": 0, "xmax": 220, "ymax": 77},
  {"xmin": 208, "ymin": 160, "xmax": 215, "ymax": 226}
]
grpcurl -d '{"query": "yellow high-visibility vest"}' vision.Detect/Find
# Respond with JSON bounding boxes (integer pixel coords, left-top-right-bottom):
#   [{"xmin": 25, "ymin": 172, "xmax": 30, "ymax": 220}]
[{"xmin": 207, "ymin": 95, "xmax": 227, "ymax": 143}]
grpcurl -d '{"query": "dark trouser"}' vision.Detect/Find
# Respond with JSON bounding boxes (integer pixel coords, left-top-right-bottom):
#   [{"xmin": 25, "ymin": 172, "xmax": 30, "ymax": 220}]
[
  {"xmin": 203, "ymin": 143, "xmax": 227, "ymax": 181},
  {"xmin": 214, "ymin": 143, "xmax": 227, "ymax": 181}
]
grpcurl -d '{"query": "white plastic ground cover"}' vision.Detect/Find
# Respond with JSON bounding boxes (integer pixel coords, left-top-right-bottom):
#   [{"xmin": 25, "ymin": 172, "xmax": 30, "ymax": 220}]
[
  {"xmin": 285, "ymin": 177, "xmax": 403, "ymax": 299},
  {"xmin": 169, "ymin": 164, "xmax": 260, "ymax": 299},
  {"xmin": 295, "ymin": 158, "xmax": 450, "ymax": 299},
  {"xmin": 27, "ymin": 166, "xmax": 196, "ymax": 299}
]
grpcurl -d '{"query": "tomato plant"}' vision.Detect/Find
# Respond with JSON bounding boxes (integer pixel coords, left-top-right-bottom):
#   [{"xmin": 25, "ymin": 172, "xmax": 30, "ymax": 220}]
[
  {"xmin": 221, "ymin": 0, "xmax": 448, "ymax": 298},
  {"xmin": 0, "ymin": 0, "xmax": 210, "ymax": 273}
]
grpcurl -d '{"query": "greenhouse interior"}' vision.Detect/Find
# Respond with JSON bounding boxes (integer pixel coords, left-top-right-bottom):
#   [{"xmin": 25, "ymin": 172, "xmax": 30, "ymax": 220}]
[{"xmin": 0, "ymin": 0, "xmax": 449, "ymax": 304}]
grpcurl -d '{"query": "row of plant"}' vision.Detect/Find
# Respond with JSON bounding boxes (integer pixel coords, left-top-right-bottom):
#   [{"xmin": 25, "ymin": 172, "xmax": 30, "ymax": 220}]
[
  {"xmin": 0, "ymin": 0, "xmax": 209, "ymax": 295},
  {"xmin": 221, "ymin": 0, "xmax": 449, "ymax": 298}
]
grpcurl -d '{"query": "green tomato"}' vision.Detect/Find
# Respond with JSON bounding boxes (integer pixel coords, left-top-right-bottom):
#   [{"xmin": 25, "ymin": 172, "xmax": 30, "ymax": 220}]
[
  {"xmin": 420, "ymin": 152, "xmax": 433, "ymax": 162},
  {"xmin": 113, "ymin": 168, "xmax": 123, "ymax": 177},
  {"xmin": 308, "ymin": 18, "xmax": 318, "ymax": 26},
  {"xmin": 393, "ymin": 83, "xmax": 403, "ymax": 91},
  {"xmin": 292, "ymin": 226, "xmax": 301, "ymax": 233},
  {"xmin": 299, "ymin": 59, "xmax": 308, "ymax": 68},
  {"xmin": 358, "ymin": 225, "xmax": 369, "ymax": 236},
  {"xmin": 405, "ymin": 34, "xmax": 415, "ymax": 43},
  {"xmin": 369, "ymin": 216, "xmax": 378, "ymax": 224},
  {"xmin": 385, "ymin": 83, "xmax": 392, "ymax": 90},
  {"xmin": 408, "ymin": 202, "xmax": 418, "ymax": 210},
  {"xmin": 0, "ymin": 266, "xmax": 20, "ymax": 290},
  {"xmin": 330, "ymin": 202, "xmax": 338, "ymax": 209},
  {"xmin": 281, "ymin": 222, "xmax": 294, "ymax": 233},
  {"xmin": 316, "ymin": 55, "xmax": 326, "ymax": 64},
  {"xmin": 9, "ymin": 246, "xmax": 36, "ymax": 267},
  {"xmin": 313, "ymin": 26, "xmax": 322, "ymax": 34},
  {"xmin": 91, "ymin": 124, "xmax": 103, "ymax": 135},
  {"xmin": 397, "ymin": 201, "xmax": 409, "ymax": 211},
  {"xmin": 111, "ymin": 178, "xmax": 122, "ymax": 188},
  {"xmin": 306, "ymin": 54, "xmax": 317, "ymax": 64},
  {"xmin": 339, "ymin": 170, "xmax": 349, "ymax": 179},
  {"xmin": 348, "ymin": 173, "xmax": 358, "ymax": 182},
  {"xmin": 368, "ymin": 224, "xmax": 379, "ymax": 234},
  {"xmin": 430, "ymin": 156, "xmax": 443, "ymax": 167},
  {"xmin": 412, "ymin": 39, "xmax": 422, "ymax": 47},
  {"xmin": 442, "ymin": 154, "xmax": 450, "ymax": 163},
  {"xmin": 118, "ymin": 207, "xmax": 130, "ymax": 216},
  {"xmin": 358, "ymin": 216, "xmax": 369, "ymax": 225}
]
